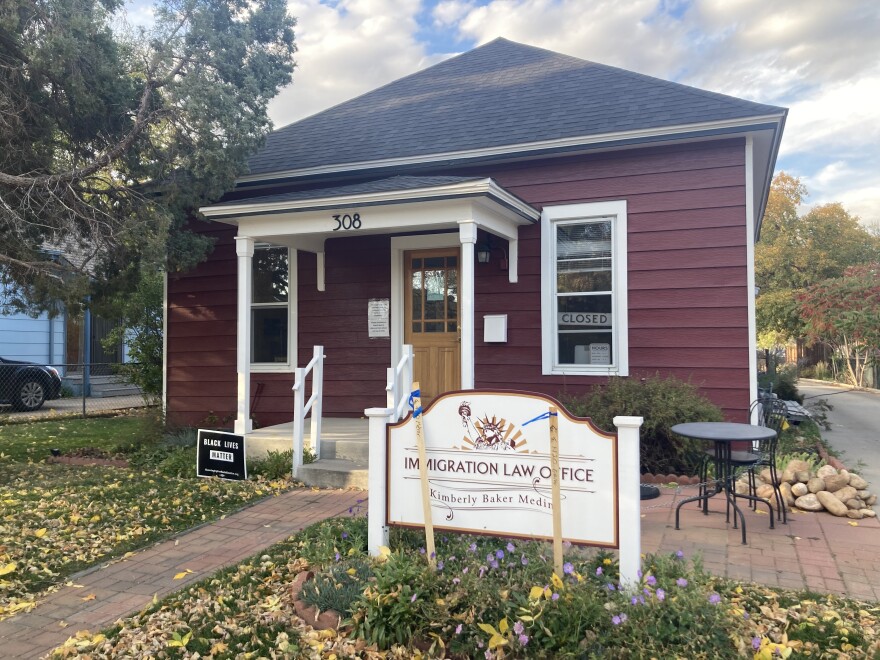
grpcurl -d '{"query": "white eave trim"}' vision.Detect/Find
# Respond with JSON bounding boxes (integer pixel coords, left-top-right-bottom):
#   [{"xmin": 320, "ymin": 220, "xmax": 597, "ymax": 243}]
[
  {"xmin": 236, "ymin": 113, "xmax": 787, "ymax": 185},
  {"xmin": 200, "ymin": 177, "xmax": 540, "ymax": 222}
]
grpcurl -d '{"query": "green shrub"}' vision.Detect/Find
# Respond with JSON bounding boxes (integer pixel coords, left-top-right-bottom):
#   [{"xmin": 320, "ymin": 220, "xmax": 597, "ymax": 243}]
[
  {"xmin": 299, "ymin": 557, "xmax": 374, "ymax": 615},
  {"xmin": 561, "ymin": 374, "xmax": 724, "ymax": 475},
  {"xmin": 759, "ymin": 363, "xmax": 802, "ymax": 402}
]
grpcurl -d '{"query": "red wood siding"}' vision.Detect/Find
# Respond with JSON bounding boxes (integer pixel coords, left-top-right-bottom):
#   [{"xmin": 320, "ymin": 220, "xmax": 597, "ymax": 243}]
[
  {"xmin": 165, "ymin": 138, "xmax": 752, "ymax": 426},
  {"xmin": 467, "ymin": 138, "xmax": 751, "ymax": 421},
  {"xmin": 297, "ymin": 235, "xmax": 391, "ymax": 416},
  {"xmin": 165, "ymin": 219, "xmax": 238, "ymax": 427}
]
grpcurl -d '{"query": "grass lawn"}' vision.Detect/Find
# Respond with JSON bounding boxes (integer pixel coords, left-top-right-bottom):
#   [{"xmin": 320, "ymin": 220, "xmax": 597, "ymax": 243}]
[
  {"xmin": 0, "ymin": 416, "xmax": 147, "ymax": 462},
  {"xmin": 49, "ymin": 516, "xmax": 880, "ymax": 659},
  {"xmin": 0, "ymin": 414, "xmax": 292, "ymax": 621}
]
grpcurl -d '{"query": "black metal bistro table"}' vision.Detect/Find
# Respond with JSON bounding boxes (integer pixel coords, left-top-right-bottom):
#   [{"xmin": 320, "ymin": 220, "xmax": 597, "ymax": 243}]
[{"xmin": 672, "ymin": 422, "xmax": 777, "ymax": 545}]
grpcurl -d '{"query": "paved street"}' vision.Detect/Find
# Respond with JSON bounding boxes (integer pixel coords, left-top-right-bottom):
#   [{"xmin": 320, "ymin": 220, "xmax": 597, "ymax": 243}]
[{"xmin": 798, "ymin": 379, "xmax": 880, "ymax": 490}]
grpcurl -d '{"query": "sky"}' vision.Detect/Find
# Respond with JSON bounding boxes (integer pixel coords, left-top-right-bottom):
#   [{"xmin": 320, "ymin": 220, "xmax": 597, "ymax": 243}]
[{"xmin": 128, "ymin": 0, "xmax": 880, "ymax": 226}]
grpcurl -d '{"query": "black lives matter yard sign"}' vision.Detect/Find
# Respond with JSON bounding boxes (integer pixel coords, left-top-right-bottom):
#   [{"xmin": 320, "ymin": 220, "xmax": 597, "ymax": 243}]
[{"xmin": 197, "ymin": 430, "xmax": 246, "ymax": 480}]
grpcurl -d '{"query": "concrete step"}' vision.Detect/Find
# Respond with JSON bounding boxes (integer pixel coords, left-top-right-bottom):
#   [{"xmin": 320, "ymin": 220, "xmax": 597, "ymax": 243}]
[
  {"xmin": 296, "ymin": 458, "xmax": 368, "ymax": 490},
  {"xmin": 90, "ymin": 386, "xmax": 143, "ymax": 398},
  {"xmin": 321, "ymin": 438, "xmax": 369, "ymax": 463}
]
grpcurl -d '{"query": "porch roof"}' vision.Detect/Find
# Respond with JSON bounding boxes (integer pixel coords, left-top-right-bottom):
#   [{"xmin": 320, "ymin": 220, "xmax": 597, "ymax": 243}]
[{"xmin": 199, "ymin": 176, "xmax": 540, "ymax": 224}]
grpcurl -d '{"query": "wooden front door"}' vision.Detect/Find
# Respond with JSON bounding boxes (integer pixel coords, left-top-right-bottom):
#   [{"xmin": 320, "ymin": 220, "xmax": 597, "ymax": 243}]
[{"xmin": 405, "ymin": 249, "xmax": 461, "ymax": 403}]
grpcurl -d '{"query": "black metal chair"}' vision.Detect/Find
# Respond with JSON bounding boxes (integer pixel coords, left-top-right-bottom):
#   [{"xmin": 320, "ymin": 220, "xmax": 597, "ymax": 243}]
[{"xmin": 729, "ymin": 398, "xmax": 788, "ymax": 524}]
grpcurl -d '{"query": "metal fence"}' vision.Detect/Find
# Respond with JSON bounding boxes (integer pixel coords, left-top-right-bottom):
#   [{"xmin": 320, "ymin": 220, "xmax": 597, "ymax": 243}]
[{"xmin": 0, "ymin": 362, "xmax": 152, "ymax": 420}]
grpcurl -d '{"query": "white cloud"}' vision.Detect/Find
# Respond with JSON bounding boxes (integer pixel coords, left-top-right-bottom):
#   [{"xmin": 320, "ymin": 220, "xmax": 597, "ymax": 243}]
[
  {"xmin": 432, "ymin": 0, "xmax": 475, "ymax": 26},
  {"xmin": 269, "ymin": 0, "xmax": 433, "ymax": 126}
]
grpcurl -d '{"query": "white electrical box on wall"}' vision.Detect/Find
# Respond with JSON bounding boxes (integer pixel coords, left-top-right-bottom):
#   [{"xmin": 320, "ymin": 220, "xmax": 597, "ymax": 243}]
[{"xmin": 483, "ymin": 314, "xmax": 508, "ymax": 343}]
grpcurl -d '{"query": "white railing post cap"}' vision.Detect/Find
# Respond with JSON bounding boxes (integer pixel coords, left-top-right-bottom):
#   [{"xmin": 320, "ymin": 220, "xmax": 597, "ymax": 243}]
[{"xmin": 613, "ymin": 416, "xmax": 644, "ymax": 429}]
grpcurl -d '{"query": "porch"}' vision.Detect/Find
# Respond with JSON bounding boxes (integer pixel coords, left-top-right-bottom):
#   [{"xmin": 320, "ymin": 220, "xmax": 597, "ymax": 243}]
[{"xmin": 247, "ymin": 417, "xmax": 370, "ymax": 489}]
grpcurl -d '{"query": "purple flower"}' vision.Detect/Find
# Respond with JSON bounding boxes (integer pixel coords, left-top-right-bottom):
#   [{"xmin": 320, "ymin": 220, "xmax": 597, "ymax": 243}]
[
  {"xmin": 341, "ymin": 532, "xmax": 348, "ymax": 539},
  {"xmin": 334, "ymin": 552, "xmax": 341, "ymax": 562},
  {"xmin": 490, "ymin": 560, "xmax": 499, "ymax": 569},
  {"xmin": 419, "ymin": 547, "xmax": 426, "ymax": 555},
  {"xmin": 676, "ymin": 578, "xmax": 688, "ymax": 587},
  {"xmin": 479, "ymin": 566, "xmax": 486, "ymax": 578},
  {"xmin": 637, "ymin": 569, "xmax": 643, "ymax": 579},
  {"xmin": 656, "ymin": 588, "xmax": 666, "ymax": 601},
  {"xmin": 521, "ymin": 555, "xmax": 529, "ymax": 566},
  {"xmin": 452, "ymin": 577, "xmax": 460, "ymax": 585},
  {"xmin": 611, "ymin": 615, "xmax": 621, "ymax": 626},
  {"xmin": 507, "ymin": 542, "xmax": 515, "ymax": 553},
  {"xmin": 631, "ymin": 596, "xmax": 639, "ymax": 606},
  {"xmin": 563, "ymin": 562, "xmax": 574, "ymax": 575},
  {"xmin": 437, "ymin": 561, "xmax": 445, "ymax": 571},
  {"xmin": 752, "ymin": 637, "xmax": 761, "ymax": 650},
  {"xmin": 676, "ymin": 550, "xmax": 684, "ymax": 559},
  {"xmin": 551, "ymin": 593, "xmax": 560, "ymax": 601},
  {"xmin": 620, "ymin": 613, "xmax": 628, "ymax": 623},
  {"xmin": 484, "ymin": 651, "xmax": 492, "ymax": 660},
  {"xmin": 518, "ymin": 634, "xmax": 529, "ymax": 646},
  {"xmin": 708, "ymin": 593, "xmax": 721, "ymax": 605},
  {"xmin": 469, "ymin": 543, "xmax": 477, "ymax": 553},
  {"xmin": 456, "ymin": 624, "xmax": 463, "ymax": 635},
  {"xmin": 513, "ymin": 621, "xmax": 524, "ymax": 635},
  {"xmin": 607, "ymin": 583, "xmax": 616, "ymax": 591},
  {"xmin": 495, "ymin": 549, "xmax": 505, "ymax": 560},
  {"xmin": 486, "ymin": 553, "xmax": 494, "ymax": 563},
  {"xmin": 462, "ymin": 566, "xmax": 469, "ymax": 574},
  {"xmin": 596, "ymin": 566, "xmax": 603, "ymax": 576},
  {"xmin": 411, "ymin": 593, "xmax": 417, "ymax": 602},
  {"xmin": 449, "ymin": 555, "xmax": 456, "ymax": 562},
  {"xmin": 646, "ymin": 575, "xmax": 656, "ymax": 586}
]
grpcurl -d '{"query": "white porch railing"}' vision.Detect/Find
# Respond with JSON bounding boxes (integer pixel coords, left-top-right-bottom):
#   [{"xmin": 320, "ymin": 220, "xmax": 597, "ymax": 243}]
[
  {"xmin": 386, "ymin": 344, "xmax": 414, "ymax": 422},
  {"xmin": 292, "ymin": 345, "xmax": 325, "ymax": 476}
]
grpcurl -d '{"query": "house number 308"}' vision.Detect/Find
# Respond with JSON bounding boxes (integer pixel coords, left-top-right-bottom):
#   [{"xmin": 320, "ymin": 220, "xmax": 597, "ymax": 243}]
[{"xmin": 332, "ymin": 213, "xmax": 361, "ymax": 230}]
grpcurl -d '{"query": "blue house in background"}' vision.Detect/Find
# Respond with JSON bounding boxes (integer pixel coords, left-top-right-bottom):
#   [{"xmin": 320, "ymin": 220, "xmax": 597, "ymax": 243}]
[{"xmin": 0, "ymin": 308, "xmax": 66, "ymax": 366}]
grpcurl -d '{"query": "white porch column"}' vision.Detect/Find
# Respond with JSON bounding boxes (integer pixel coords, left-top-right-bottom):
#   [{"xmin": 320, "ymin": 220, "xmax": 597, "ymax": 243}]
[
  {"xmin": 234, "ymin": 236, "xmax": 254, "ymax": 434},
  {"xmin": 458, "ymin": 220, "xmax": 477, "ymax": 389}
]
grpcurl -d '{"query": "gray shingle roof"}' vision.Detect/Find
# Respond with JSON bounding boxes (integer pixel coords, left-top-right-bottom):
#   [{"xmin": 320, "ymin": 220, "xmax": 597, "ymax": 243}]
[
  {"xmin": 211, "ymin": 176, "xmax": 483, "ymax": 207},
  {"xmin": 249, "ymin": 38, "xmax": 784, "ymax": 178}
]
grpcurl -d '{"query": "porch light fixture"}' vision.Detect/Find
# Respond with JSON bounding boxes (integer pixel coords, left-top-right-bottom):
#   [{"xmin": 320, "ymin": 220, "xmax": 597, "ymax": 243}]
[{"xmin": 475, "ymin": 235, "xmax": 508, "ymax": 269}]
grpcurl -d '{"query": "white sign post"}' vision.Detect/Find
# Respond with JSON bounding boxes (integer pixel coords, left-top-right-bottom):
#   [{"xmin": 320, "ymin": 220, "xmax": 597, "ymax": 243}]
[{"xmin": 367, "ymin": 390, "xmax": 643, "ymax": 584}]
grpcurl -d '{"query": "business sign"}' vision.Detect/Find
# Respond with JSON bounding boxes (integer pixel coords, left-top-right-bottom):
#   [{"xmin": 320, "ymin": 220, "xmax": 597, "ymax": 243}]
[
  {"xmin": 386, "ymin": 391, "xmax": 619, "ymax": 547},
  {"xmin": 197, "ymin": 430, "xmax": 246, "ymax": 480},
  {"xmin": 590, "ymin": 343, "xmax": 611, "ymax": 365},
  {"xmin": 368, "ymin": 298, "xmax": 390, "ymax": 338},
  {"xmin": 557, "ymin": 312, "xmax": 610, "ymax": 327}
]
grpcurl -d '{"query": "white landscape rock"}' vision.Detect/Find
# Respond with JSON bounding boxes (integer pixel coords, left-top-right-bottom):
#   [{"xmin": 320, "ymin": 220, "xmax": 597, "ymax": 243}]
[
  {"xmin": 816, "ymin": 491, "xmax": 848, "ymax": 516},
  {"xmin": 794, "ymin": 493, "xmax": 824, "ymax": 512}
]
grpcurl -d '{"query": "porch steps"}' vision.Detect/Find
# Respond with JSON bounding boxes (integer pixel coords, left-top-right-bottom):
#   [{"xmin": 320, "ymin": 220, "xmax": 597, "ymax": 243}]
[
  {"xmin": 297, "ymin": 458, "xmax": 368, "ymax": 490},
  {"xmin": 246, "ymin": 418, "xmax": 370, "ymax": 490}
]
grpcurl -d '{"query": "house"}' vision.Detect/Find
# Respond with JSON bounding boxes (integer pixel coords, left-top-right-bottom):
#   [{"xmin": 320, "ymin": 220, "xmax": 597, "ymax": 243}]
[{"xmin": 164, "ymin": 38, "xmax": 786, "ymax": 435}]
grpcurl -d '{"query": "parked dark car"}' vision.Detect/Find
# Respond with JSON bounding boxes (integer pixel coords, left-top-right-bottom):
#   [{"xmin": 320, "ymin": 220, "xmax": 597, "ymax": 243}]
[{"xmin": 0, "ymin": 357, "xmax": 63, "ymax": 411}]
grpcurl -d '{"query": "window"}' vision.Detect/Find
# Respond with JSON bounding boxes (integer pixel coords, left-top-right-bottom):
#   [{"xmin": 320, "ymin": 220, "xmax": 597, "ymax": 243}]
[
  {"xmin": 252, "ymin": 246, "xmax": 290, "ymax": 366},
  {"xmin": 541, "ymin": 201, "xmax": 628, "ymax": 375}
]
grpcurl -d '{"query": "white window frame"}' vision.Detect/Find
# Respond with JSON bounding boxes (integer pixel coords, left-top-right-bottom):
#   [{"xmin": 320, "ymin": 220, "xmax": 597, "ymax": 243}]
[
  {"xmin": 541, "ymin": 200, "xmax": 629, "ymax": 376},
  {"xmin": 251, "ymin": 245, "xmax": 297, "ymax": 373}
]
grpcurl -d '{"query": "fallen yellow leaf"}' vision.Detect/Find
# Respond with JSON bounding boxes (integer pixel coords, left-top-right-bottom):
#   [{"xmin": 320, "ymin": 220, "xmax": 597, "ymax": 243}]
[
  {"xmin": 81, "ymin": 594, "xmax": 96, "ymax": 602},
  {"xmin": 849, "ymin": 521, "xmax": 859, "ymax": 526},
  {"xmin": 34, "ymin": 528, "xmax": 47, "ymax": 538},
  {"xmin": 173, "ymin": 569, "xmax": 195, "ymax": 580}
]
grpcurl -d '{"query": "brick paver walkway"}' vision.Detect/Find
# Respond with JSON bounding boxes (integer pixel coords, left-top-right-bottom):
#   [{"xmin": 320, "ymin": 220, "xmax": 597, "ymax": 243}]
[
  {"xmin": 0, "ymin": 488, "xmax": 364, "ymax": 659},
  {"xmin": 3, "ymin": 485, "xmax": 880, "ymax": 658},
  {"xmin": 643, "ymin": 488, "xmax": 880, "ymax": 601}
]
